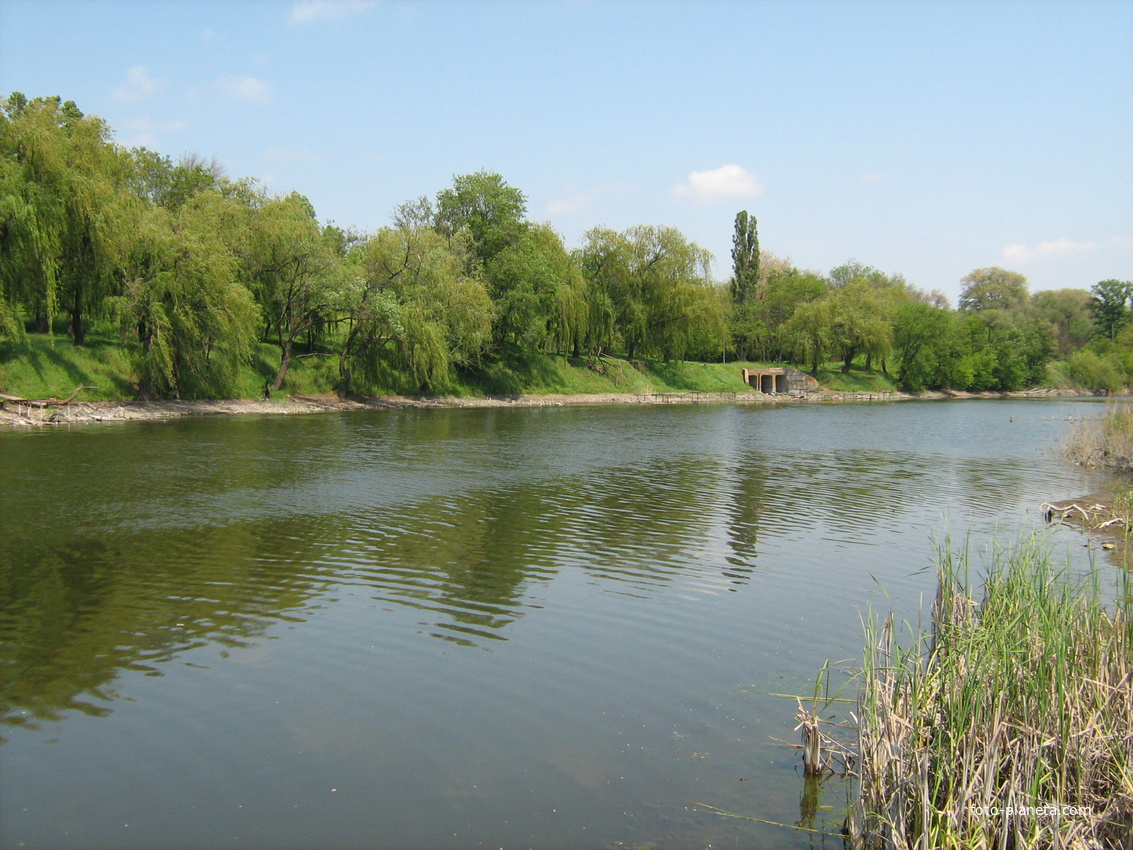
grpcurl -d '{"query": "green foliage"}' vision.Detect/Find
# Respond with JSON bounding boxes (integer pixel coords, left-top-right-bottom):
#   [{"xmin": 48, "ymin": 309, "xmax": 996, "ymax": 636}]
[
  {"xmin": 747, "ymin": 267, "xmax": 827, "ymax": 362},
  {"xmin": 577, "ymin": 224, "xmax": 725, "ymax": 363},
  {"xmin": 1031, "ymin": 288, "xmax": 1094, "ymax": 356},
  {"xmin": 244, "ymin": 191, "xmax": 342, "ymax": 389},
  {"xmin": 893, "ymin": 302, "xmax": 956, "ymax": 391},
  {"xmin": 0, "ymin": 93, "xmax": 1084, "ymax": 402},
  {"xmin": 729, "ymin": 210, "xmax": 759, "ymax": 305},
  {"xmin": 338, "ymin": 220, "xmax": 492, "ymax": 394},
  {"xmin": 483, "ymin": 223, "xmax": 565, "ymax": 353},
  {"xmin": 435, "ymin": 170, "xmax": 527, "ymax": 264},
  {"xmin": 727, "ymin": 210, "xmax": 761, "ymax": 360},
  {"xmin": 1068, "ymin": 349, "xmax": 1126, "ymax": 393},
  {"xmin": 127, "ymin": 149, "xmax": 222, "ymax": 211},
  {"xmin": 1089, "ymin": 279, "xmax": 1132, "ymax": 341},
  {"xmin": 0, "ymin": 93, "xmax": 139, "ymax": 343},
  {"xmin": 958, "ymin": 266, "xmax": 1029, "ymax": 313},
  {"xmin": 117, "ymin": 194, "xmax": 260, "ymax": 398}
]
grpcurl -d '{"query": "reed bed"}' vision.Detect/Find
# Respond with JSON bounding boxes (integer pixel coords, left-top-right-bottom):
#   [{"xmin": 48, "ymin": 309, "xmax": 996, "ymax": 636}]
[
  {"xmin": 846, "ymin": 538, "xmax": 1132, "ymax": 849},
  {"xmin": 1064, "ymin": 403, "xmax": 1133, "ymax": 473}
]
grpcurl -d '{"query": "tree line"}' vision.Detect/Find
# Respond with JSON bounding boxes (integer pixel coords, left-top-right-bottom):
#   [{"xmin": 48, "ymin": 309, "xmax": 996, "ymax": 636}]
[{"xmin": 1, "ymin": 93, "xmax": 1130, "ymax": 399}]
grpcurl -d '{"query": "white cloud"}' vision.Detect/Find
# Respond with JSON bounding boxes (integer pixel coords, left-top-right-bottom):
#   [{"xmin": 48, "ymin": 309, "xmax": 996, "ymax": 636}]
[
  {"xmin": 288, "ymin": 0, "xmax": 378, "ymax": 24},
  {"xmin": 111, "ymin": 66, "xmax": 161, "ymax": 102},
  {"xmin": 673, "ymin": 164, "xmax": 763, "ymax": 205},
  {"xmin": 1002, "ymin": 238, "xmax": 1098, "ymax": 263},
  {"xmin": 213, "ymin": 75, "xmax": 272, "ymax": 104},
  {"xmin": 861, "ymin": 172, "xmax": 887, "ymax": 184}
]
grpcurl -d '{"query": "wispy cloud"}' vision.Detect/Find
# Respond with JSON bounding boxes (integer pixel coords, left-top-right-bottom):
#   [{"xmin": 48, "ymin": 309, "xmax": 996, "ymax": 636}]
[
  {"xmin": 119, "ymin": 117, "xmax": 190, "ymax": 149},
  {"xmin": 213, "ymin": 75, "xmax": 272, "ymax": 104},
  {"xmin": 1002, "ymin": 238, "xmax": 1097, "ymax": 263},
  {"xmin": 111, "ymin": 66, "xmax": 161, "ymax": 102},
  {"xmin": 673, "ymin": 164, "xmax": 763, "ymax": 205},
  {"xmin": 546, "ymin": 186, "xmax": 605, "ymax": 217},
  {"xmin": 861, "ymin": 172, "xmax": 888, "ymax": 184},
  {"xmin": 288, "ymin": 0, "xmax": 378, "ymax": 24}
]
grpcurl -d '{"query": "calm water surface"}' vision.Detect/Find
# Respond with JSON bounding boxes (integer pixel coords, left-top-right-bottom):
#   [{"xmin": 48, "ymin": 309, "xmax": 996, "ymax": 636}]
[{"xmin": 0, "ymin": 399, "xmax": 1121, "ymax": 849}]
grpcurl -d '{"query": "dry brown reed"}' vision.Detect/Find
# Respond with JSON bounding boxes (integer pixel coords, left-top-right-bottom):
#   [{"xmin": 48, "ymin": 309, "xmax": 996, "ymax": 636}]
[
  {"xmin": 1064, "ymin": 404, "xmax": 1133, "ymax": 473},
  {"xmin": 846, "ymin": 538, "xmax": 1133, "ymax": 849}
]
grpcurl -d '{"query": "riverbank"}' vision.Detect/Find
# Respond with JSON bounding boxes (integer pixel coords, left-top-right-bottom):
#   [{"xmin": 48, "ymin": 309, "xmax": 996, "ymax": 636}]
[{"xmin": 0, "ymin": 386, "xmax": 1104, "ymax": 427}]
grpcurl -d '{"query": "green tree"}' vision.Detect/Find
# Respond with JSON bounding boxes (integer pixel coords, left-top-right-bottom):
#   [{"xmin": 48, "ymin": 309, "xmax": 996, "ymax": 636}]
[
  {"xmin": 119, "ymin": 192, "xmax": 259, "ymax": 398},
  {"xmin": 245, "ymin": 191, "xmax": 342, "ymax": 390},
  {"xmin": 730, "ymin": 210, "xmax": 759, "ymax": 304},
  {"xmin": 959, "ymin": 267, "xmax": 1029, "ymax": 313},
  {"xmin": 338, "ymin": 213, "xmax": 492, "ymax": 394},
  {"xmin": 434, "ymin": 170, "xmax": 527, "ymax": 265},
  {"xmin": 128, "ymin": 149, "xmax": 222, "ymax": 212},
  {"xmin": 951, "ymin": 309, "xmax": 1052, "ymax": 391},
  {"xmin": 783, "ymin": 298, "xmax": 833, "ymax": 374},
  {"xmin": 826, "ymin": 281, "xmax": 894, "ymax": 374},
  {"xmin": 0, "ymin": 93, "xmax": 137, "ymax": 342},
  {"xmin": 483, "ymin": 224, "xmax": 572, "ymax": 353},
  {"xmin": 1068, "ymin": 349, "xmax": 1125, "ymax": 393},
  {"xmin": 577, "ymin": 225, "xmax": 722, "ymax": 362},
  {"xmin": 893, "ymin": 303, "xmax": 957, "ymax": 390},
  {"xmin": 1089, "ymin": 279, "xmax": 1132, "ymax": 341},
  {"xmin": 748, "ymin": 267, "xmax": 827, "ymax": 362},
  {"xmin": 1031, "ymin": 288, "xmax": 1094, "ymax": 356},
  {"xmin": 828, "ymin": 259, "xmax": 891, "ymax": 290},
  {"xmin": 728, "ymin": 210, "xmax": 760, "ymax": 359}
]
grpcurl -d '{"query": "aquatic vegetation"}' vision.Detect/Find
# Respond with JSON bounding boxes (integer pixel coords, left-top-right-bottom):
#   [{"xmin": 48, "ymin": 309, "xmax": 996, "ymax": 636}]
[
  {"xmin": 1064, "ymin": 403, "xmax": 1133, "ymax": 473},
  {"xmin": 845, "ymin": 538, "xmax": 1133, "ymax": 849}
]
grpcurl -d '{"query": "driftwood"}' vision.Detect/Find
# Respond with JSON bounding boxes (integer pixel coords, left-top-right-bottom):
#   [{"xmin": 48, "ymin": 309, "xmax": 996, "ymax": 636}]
[
  {"xmin": 1041, "ymin": 500, "xmax": 1129, "ymax": 531},
  {"xmin": 0, "ymin": 385, "xmax": 96, "ymax": 409}
]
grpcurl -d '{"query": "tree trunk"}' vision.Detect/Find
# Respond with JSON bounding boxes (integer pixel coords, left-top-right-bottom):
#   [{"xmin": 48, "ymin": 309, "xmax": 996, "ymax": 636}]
[
  {"xmin": 70, "ymin": 286, "xmax": 85, "ymax": 345},
  {"xmin": 271, "ymin": 338, "xmax": 293, "ymax": 392}
]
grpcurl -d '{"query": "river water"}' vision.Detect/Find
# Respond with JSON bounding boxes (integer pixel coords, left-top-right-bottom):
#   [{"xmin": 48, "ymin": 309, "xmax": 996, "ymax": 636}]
[{"xmin": 0, "ymin": 398, "xmax": 1122, "ymax": 849}]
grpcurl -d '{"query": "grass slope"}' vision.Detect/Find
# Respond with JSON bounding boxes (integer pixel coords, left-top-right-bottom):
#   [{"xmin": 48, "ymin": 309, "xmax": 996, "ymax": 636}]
[{"xmin": 0, "ymin": 332, "xmax": 902, "ymax": 401}]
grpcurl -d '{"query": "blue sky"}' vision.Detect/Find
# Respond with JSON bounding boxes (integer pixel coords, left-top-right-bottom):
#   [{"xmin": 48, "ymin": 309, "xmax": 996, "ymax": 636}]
[{"xmin": 2, "ymin": 0, "xmax": 1131, "ymax": 303}]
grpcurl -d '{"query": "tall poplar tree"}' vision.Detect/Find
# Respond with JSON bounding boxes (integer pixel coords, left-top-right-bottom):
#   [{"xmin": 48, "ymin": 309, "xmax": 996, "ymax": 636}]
[
  {"xmin": 730, "ymin": 210, "xmax": 759, "ymax": 305},
  {"xmin": 728, "ymin": 210, "xmax": 760, "ymax": 359}
]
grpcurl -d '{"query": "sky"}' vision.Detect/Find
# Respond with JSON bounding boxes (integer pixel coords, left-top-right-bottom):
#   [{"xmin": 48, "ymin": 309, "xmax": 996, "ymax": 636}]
[{"xmin": 2, "ymin": 0, "xmax": 1131, "ymax": 304}]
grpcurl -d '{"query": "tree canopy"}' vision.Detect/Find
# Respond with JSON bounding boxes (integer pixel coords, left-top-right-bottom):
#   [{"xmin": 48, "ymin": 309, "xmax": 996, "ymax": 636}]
[{"xmin": 2, "ymin": 92, "xmax": 1127, "ymax": 399}]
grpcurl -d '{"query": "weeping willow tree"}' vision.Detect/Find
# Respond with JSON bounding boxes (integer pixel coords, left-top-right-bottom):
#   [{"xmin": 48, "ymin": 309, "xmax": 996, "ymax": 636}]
[
  {"xmin": 577, "ymin": 224, "xmax": 725, "ymax": 362},
  {"xmin": 116, "ymin": 192, "xmax": 259, "ymax": 398},
  {"xmin": 0, "ymin": 93, "xmax": 136, "ymax": 343},
  {"xmin": 338, "ymin": 211, "xmax": 492, "ymax": 395}
]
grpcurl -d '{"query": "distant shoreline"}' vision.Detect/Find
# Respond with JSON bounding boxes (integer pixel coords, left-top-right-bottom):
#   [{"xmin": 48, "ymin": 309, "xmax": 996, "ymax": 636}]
[{"xmin": 0, "ymin": 387, "xmax": 1105, "ymax": 428}]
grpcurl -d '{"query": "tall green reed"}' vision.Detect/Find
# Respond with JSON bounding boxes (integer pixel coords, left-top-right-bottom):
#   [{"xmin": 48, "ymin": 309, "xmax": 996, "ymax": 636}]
[{"xmin": 847, "ymin": 535, "xmax": 1131, "ymax": 849}]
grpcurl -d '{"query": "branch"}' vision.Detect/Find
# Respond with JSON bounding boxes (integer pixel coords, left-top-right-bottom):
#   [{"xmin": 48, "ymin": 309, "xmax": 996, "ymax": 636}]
[{"xmin": 0, "ymin": 386, "xmax": 97, "ymax": 407}]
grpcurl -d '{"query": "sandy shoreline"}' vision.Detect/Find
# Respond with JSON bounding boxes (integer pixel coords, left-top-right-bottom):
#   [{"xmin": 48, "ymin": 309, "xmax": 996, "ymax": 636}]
[{"xmin": 0, "ymin": 386, "xmax": 1100, "ymax": 427}]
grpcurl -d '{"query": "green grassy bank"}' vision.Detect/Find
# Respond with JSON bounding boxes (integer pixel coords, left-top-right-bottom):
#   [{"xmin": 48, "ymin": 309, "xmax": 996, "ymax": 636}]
[{"xmin": 0, "ymin": 331, "xmax": 902, "ymax": 402}]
